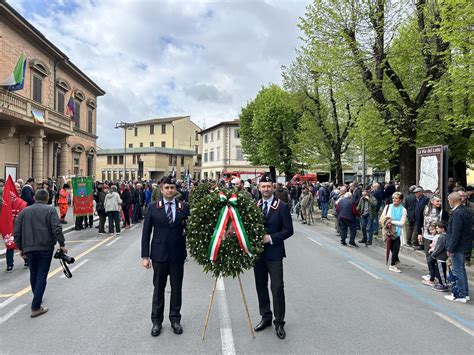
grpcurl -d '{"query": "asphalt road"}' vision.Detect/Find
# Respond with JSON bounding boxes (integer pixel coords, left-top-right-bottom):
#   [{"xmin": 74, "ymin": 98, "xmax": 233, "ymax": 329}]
[{"xmin": 1, "ymin": 219, "xmax": 473, "ymax": 354}]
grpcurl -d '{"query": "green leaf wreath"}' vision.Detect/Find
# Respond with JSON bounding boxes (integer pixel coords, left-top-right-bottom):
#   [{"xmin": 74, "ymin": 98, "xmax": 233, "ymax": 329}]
[
  {"xmin": 187, "ymin": 189, "xmax": 265, "ymax": 278},
  {"xmin": 189, "ymin": 182, "xmax": 216, "ymax": 205}
]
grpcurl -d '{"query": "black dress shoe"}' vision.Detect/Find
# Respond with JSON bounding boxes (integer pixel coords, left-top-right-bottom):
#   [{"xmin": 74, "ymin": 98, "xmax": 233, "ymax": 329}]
[
  {"xmin": 348, "ymin": 242, "xmax": 359, "ymax": 248},
  {"xmin": 254, "ymin": 319, "xmax": 272, "ymax": 331},
  {"xmin": 358, "ymin": 239, "xmax": 367, "ymax": 243},
  {"xmin": 275, "ymin": 325, "xmax": 286, "ymax": 339},
  {"xmin": 151, "ymin": 323, "xmax": 162, "ymax": 337},
  {"xmin": 171, "ymin": 322, "xmax": 183, "ymax": 334}
]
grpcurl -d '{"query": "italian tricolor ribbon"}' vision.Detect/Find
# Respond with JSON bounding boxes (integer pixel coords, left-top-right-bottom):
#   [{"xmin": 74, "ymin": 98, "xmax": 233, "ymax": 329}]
[{"xmin": 208, "ymin": 193, "xmax": 252, "ymax": 262}]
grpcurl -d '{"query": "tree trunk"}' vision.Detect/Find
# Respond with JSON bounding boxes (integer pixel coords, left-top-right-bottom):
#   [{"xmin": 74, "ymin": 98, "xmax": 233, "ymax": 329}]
[
  {"xmin": 452, "ymin": 160, "xmax": 467, "ymax": 187},
  {"xmin": 269, "ymin": 166, "xmax": 277, "ymax": 183},
  {"xmin": 330, "ymin": 166, "xmax": 337, "ymax": 184},
  {"xmin": 398, "ymin": 141, "xmax": 416, "ymax": 195},
  {"xmin": 334, "ymin": 153, "xmax": 343, "ymax": 185}
]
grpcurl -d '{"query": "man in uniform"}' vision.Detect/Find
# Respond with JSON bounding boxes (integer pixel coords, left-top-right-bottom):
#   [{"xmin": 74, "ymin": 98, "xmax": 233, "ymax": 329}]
[
  {"xmin": 253, "ymin": 173, "xmax": 293, "ymax": 339},
  {"xmin": 141, "ymin": 176, "xmax": 190, "ymax": 337}
]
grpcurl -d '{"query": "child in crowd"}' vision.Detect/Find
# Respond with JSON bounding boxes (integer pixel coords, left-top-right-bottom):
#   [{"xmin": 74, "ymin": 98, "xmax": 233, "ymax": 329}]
[
  {"xmin": 430, "ymin": 221, "xmax": 448, "ymax": 292},
  {"xmin": 422, "ymin": 223, "xmax": 439, "ymax": 287}
]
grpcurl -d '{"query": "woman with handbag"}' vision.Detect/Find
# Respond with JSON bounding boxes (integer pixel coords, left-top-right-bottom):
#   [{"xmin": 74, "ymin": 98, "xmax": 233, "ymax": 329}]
[{"xmin": 380, "ymin": 192, "xmax": 407, "ymax": 273}]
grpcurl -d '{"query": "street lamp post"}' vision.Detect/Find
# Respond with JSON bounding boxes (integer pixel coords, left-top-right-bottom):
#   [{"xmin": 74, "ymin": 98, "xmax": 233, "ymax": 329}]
[{"xmin": 115, "ymin": 121, "xmax": 136, "ymax": 181}]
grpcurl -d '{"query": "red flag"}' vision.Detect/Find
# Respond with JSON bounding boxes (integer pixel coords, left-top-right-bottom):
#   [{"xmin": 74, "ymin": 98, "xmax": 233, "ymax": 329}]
[{"xmin": 1, "ymin": 175, "xmax": 26, "ymax": 249}]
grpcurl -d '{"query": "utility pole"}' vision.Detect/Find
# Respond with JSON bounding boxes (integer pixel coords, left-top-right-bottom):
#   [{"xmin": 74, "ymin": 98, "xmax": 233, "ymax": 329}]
[{"xmin": 115, "ymin": 121, "xmax": 136, "ymax": 181}]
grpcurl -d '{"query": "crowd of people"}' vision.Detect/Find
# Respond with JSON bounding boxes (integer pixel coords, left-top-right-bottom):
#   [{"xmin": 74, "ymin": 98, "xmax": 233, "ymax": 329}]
[{"xmin": 1, "ymin": 174, "xmax": 473, "ymax": 317}]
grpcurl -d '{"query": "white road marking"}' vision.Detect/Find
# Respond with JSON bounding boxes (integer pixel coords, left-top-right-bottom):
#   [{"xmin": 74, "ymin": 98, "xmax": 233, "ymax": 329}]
[
  {"xmin": 0, "ymin": 304, "xmax": 27, "ymax": 325},
  {"xmin": 216, "ymin": 277, "xmax": 235, "ymax": 355},
  {"xmin": 105, "ymin": 237, "xmax": 121, "ymax": 247},
  {"xmin": 306, "ymin": 237, "xmax": 322, "ymax": 246},
  {"xmin": 0, "ymin": 296, "xmax": 18, "ymax": 309},
  {"xmin": 60, "ymin": 259, "xmax": 90, "ymax": 278},
  {"xmin": 348, "ymin": 261, "xmax": 382, "ymax": 280},
  {"xmin": 434, "ymin": 312, "xmax": 474, "ymax": 337}
]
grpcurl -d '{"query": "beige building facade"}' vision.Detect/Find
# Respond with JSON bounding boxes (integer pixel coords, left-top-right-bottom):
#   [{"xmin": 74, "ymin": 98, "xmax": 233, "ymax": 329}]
[
  {"xmin": 200, "ymin": 119, "xmax": 266, "ymax": 180},
  {"xmin": 0, "ymin": 2, "xmax": 105, "ymax": 182},
  {"xmin": 96, "ymin": 147, "xmax": 197, "ymax": 181},
  {"xmin": 96, "ymin": 116, "xmax": 202, "ymax": 181}
]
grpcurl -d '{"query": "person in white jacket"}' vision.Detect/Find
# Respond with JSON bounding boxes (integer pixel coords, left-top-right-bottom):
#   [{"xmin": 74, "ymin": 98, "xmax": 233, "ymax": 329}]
[
  {"xmin": 380, "ymin": 191, "xmax": 407, "ymax": 272},
  {"xmin": 105, "ymin": 185, "xmax": 122, "ymax": 235}
]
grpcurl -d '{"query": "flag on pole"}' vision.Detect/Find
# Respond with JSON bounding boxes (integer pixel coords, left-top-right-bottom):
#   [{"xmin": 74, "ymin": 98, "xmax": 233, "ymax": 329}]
[
  {"xmin": 65, "ymin": 91, "xmax": 75, "ymax": 119},
  {"xmin": 1, "ymin": 175, "xmax": 27, "ymax": 249},
  {"xmin": 0, "ymin": 54, "xmax": 27, "ymax": 92}
]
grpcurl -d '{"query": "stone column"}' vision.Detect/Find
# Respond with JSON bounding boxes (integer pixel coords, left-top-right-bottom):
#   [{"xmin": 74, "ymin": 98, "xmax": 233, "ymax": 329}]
[
  {"xmin": 59, "ymin": 138, "xmax": 69, "ymax": 178},
  {"xmin": 32, "ymin": 129, "xmax": 45, "ymax": 183}
]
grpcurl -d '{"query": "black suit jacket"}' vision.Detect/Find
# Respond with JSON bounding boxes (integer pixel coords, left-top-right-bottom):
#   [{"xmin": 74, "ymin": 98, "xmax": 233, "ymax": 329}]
[
  {"xmin": 446, "ymin": 204, "xmax": 472, "ymax": 254},
  {"xmin": 141, "ymin": 199, "xmax": 190, "ymax": 263},
  {"xmin": 257, "ymin": 198, "xmax": 293, "ymax": 261}
]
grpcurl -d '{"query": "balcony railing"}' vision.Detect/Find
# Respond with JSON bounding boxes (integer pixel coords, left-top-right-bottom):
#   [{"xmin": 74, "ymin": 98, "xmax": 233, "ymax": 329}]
[{"xmin": 0, "ymin": 88, "xmax": 73, "ymax": 134}]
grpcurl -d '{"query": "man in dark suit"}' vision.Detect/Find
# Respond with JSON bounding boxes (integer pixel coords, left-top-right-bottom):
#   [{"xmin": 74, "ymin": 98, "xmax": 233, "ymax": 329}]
[
  {"xmin": 141, "ymin": 176, "xmax": 190, "ymax": 337},
  {"xmin": 404, "ymin": 185, "xmax": 418, "ymax": 246},
  {"xmin": 253, "ymin": 174, "xmax": 293, "ymax": 339}
]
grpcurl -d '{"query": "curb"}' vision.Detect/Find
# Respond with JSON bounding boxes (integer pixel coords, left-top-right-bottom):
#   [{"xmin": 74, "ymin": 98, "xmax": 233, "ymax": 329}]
[{"xmin": 0, "ymin": 216, "xmax": 100, "ymax": 259}]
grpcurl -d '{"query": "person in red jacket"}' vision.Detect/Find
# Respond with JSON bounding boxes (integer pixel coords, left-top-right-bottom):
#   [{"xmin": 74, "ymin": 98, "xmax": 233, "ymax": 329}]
[{"xmin": 58, "ymin": 183, "xmax": 70, "ymax": 224}]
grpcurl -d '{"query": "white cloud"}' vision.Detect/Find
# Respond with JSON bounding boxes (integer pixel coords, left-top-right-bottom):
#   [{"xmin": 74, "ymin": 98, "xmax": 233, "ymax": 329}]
[{"xmin": 9, "ymin": 0, "xmax": 308, "ymax": 147}]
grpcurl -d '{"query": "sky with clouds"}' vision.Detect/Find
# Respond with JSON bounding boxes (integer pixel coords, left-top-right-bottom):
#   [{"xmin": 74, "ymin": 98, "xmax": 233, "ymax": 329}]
[{"xmin": 9, "ymin": 0, "xmax": 308, "ymax": 148}]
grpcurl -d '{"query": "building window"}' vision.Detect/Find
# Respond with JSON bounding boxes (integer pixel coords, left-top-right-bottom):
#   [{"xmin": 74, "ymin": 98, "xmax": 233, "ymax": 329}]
[
  {"xmin": 161, "ymin": 124, "xmax": 166, "ymax": 134},
  {"xmin": 57, "ymin": 90, "xmax": 65, "ymax": 114},
  {"xmin": 236, "ymin": 146, "xmax": 243, "ymax": 160},
  {"xmin": 150, "ymin": 142, "xmax": 154, "ymax": 147},
  {"xmin": 140, "ymin": 142, "xmax": 143, "ymax": 147},
  {"xmin": 161, "ymin": 141, "xmax": 166, "ymax": 147},
  {"xmin": 195, "ymin": 145, "xmax": 199, "ymax": 154},
  {"xmin": 181, "ymin": 156, "xmax": 184, "ymax": 165},
  {"xmin": 195, "ymin": 131, "xmax": 199, "ymax": 140},
  {"xmin": 107, "ymin": 156, "xmax": 112, "ymax": 165},
  {"xmin": 32, "ymin": 74, "xmax": 42, "ymax": 103},
  {"xmin": 128, "ymin": 143, "xmax": 133, "ymax": 148},
  {"xmin": 204, "ymin": 152, "xmax": 208, "ymax": 162},
  {"xmin": 87, "ymin": 109, "xmax": 93, "ymax": 134},
  {"xmin": 216, "ymin": 147, "xmax": 220, "ymax": 161},
  {"xmin": 119, "ymin": 155, "xmax": 124, "ymax": 164},
  {"xmin": 169, "ymin": 155, "xmax": 173, "ymax": 165},
  {"xmin": 113, "ymin": 156, "xmax": 118, "ymax": 165},
  {"xmin": 73, "ymin": 157, "xmax": 80, "ymax": 175},
  {"xmin": 56, "ymin": 78, "xmax": 70, "ymax": 114},
  {"xmin": 74, "ymin": 100, "xmax": 81, "ymax": 128},
  {"xmin": 150, "ymin": 125, "xmax": 154, "ymax": 134},
  {"xmin": 134, "ymin": 127, "xmax": 138, "ymax": 136},
  {"xmin": 211, "ymin": 132, "xmax": 214, "ymax": 142},
  {"xmin": 234, "ymin": 129, "xmax": 240, "ymax": 138},
  {"xmin": 217, "ymin": 130, "xmax": 220, "ymax": 140},
  {"xmin": 204, "ymin": 134, "xmax": 208, "ymax": 143},
  {"xmin": 133, "ymin": 155, "xmax": 137, "ymax": 164},
  {"xmin": 210, "ymin": 149, "xmax": 214, "ymax": 162}
]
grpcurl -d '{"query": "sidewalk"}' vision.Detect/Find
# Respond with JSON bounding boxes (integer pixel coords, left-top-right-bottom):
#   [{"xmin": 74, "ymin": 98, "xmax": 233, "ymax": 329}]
[
  {"xmin": 305, "ymin": 208, "xmax": 474, "ymax": 283},
  {"xmin": 0, "ymin": 205, "xmax": 97, "ymax": 258}
]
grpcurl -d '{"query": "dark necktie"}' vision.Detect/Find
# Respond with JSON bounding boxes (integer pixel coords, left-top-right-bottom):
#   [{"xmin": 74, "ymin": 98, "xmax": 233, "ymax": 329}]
[
  {"xmin": 166, "ymin": 202, "xmax": 173, "ymax": 224},
  {"xmin": 262, "ymin": 201, "xmax": 268, "ymax": 216}
]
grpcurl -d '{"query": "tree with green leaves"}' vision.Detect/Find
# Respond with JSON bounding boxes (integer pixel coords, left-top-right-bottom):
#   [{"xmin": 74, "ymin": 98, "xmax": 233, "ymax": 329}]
[
  {"xmin": 239, "ymin": 84, "xmax": 301, "ymax": 181},
  {"xmin": 282, "ymin": 31, "xmax": 366, "ymax": 184},
  {"xmin": 301, "ymin": 0, "xmax": 452, "ymax": 192}
]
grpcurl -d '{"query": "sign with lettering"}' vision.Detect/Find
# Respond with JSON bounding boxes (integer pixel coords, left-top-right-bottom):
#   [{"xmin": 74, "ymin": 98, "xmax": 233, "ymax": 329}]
[{"xmin": 415, "ymin": 145, "xmax": 444, "ymax": 194}]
